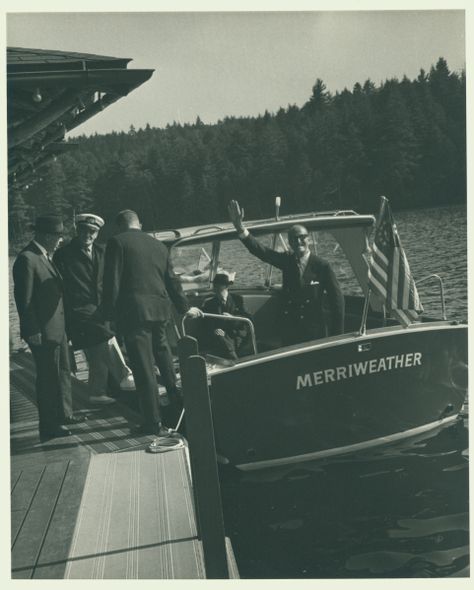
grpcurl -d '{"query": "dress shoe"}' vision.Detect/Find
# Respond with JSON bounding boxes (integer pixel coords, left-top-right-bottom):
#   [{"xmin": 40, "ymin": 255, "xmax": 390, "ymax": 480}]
[
  {"xmin": 39, "ymin": 425, "xmax": 72, "ymax": 441},
  {"xmin": 63, "ymin": 415, "xmax": 87, "ymax": 425}
]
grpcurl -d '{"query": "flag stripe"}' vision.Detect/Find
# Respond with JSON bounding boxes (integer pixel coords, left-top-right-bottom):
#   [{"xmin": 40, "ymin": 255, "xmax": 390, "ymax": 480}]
[{"xmin": 368, "ymin": 199, "xmax": 423, "ymax": 327}]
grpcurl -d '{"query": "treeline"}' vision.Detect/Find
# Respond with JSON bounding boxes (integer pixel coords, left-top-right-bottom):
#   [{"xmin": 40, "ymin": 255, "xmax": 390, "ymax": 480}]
[{"xmin": 9, "ymin": 57, "xmax": 466, "ymax": 246}]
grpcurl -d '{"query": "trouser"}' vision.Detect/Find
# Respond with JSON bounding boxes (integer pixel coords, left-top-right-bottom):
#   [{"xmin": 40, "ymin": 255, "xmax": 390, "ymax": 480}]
[
  {"xmin": 123, "ymin": 321, "xmax": 177, "ymax": 427},
  {"xmin": 30, "ymin": 334, "xmax": 73, "ymax": 433},
  {"xmin": 208, "ymin": 333, "xmax": 239, "ymax": 360},
  {"xmin": 83, "ymin": 337, "xmax": 131, "ymax": 397}
]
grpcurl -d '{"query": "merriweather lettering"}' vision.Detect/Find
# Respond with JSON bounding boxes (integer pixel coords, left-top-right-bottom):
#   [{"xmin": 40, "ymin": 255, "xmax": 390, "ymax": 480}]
[{"xmin": 296, "ymin": 352, "xmax": 422, "ymax": 390}]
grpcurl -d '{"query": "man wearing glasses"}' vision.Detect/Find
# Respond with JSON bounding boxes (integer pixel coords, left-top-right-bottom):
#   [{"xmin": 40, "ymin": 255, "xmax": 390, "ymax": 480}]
[{"xmin": 228, "ymin": 200, "xmax": 344, "ymax": 346}]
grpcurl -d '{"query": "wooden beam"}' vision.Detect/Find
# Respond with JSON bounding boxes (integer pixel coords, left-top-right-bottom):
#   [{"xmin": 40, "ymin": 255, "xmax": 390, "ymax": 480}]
[
  {"xmin": 8, "ymin": 89, "xmax": 80, "ymax": 149},
  {"xmin": 178, "ymin": 341, "xmax": 229, "ymax": 579}
]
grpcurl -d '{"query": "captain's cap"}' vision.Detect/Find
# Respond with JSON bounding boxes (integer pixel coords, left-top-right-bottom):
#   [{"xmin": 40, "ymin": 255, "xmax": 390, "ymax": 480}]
[{"xmin": 76, "ymin": 213, "xmax": 104, "ymax": 230}]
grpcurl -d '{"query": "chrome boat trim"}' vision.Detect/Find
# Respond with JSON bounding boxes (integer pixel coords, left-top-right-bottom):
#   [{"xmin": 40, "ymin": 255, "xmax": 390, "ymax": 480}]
[
  {"xmin": 212, "ymin": 321, "xmax": 466, "ymax": 375},
  {"xmin": 236, "ymin": 415, "xmax": 459, "ymax": 471}
]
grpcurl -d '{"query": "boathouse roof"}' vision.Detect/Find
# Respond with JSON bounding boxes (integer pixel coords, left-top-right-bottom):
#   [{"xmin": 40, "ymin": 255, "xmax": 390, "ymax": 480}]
[{"xmin": 7, "ymin": 46, "xmax": 154, "ymax": 188}]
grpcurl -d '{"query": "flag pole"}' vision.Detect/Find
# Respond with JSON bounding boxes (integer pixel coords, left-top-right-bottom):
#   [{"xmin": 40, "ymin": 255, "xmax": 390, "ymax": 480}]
[
  {"xmin": 266, "ymin": 196, "xmax": 282, "ymax": 287},
  {"xmin": 358, "ymin": 288, "xmax": 371, "ymax": 337},
  {"xmin": 358, "ymin": 196, "xmax": 388, "ymax": 337}
]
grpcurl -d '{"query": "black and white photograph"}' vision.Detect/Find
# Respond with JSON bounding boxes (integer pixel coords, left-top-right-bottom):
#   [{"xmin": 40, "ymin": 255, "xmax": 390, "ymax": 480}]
[{"xmin": 4, "ymin": 2, "xmax": 470, "ymax": 582}]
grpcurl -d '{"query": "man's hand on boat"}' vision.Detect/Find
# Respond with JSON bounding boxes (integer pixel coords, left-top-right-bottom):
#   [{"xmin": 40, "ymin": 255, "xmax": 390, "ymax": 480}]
[
  {"xmin": 185, "ymin": 306, "xmax": 203, "ymax": 318},
  {"xmin": 228, "ymin": 200, "xmax": 245, "ymax": 232}
]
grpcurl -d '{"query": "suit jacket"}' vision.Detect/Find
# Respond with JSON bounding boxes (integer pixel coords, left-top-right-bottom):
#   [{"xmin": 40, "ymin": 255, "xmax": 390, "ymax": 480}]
[
  {"xmin": 103, "ymin": 228, "xmax": 190, "ymax": 331},
  {"xmin": 242, "ymin": 233, "xmax": 344, "ymax": 336},
  {"xmin": 54, "ymin": 239, "xmax": 113, "ymax": 348},
  {"xmin": 13, "ymin": 241, "xmax": 66, "ymax": 344},
  {"xmin": 202, "ymin": 292, "xmax": 250, "ymax": 337}
]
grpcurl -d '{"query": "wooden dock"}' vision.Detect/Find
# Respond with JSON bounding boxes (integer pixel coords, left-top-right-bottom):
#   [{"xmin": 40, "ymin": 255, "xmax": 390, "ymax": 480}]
[{"xmin": 10, "ymin": 350, "xmax": 239, "ymax": 579}]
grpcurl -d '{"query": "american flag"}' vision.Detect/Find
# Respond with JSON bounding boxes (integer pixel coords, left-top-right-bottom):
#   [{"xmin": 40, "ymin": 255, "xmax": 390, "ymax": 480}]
[{"xmin": 368, "ymin": 196, "xmax": 423, "ymax": 327}]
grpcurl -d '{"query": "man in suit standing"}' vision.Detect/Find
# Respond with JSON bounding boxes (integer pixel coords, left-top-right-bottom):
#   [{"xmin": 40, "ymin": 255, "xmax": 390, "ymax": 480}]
[
  {"xmin": 103, "ymin": 210, "xmax": 202, "ymax": 436},
  {"xmin": 54, "ymin": 213, "xmax": 135, "ymax": 406},
  {"xmin": 201, "ymin": 271, "xmax": 252, "ymax": 360},
  {"xmin": 228, "ymin": 200, "xmax": 344, "ymax": 345},
  {"xmin": 13, "ymin": 215, "xmax": 84, "ymax": 441}
]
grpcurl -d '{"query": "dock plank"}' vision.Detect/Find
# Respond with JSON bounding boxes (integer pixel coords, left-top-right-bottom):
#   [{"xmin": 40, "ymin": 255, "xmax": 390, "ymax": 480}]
[
  {"xmin": 10, "ymin": 349, "xmax": 239, "ymax": 579},
  {"xmin": 11, "ymin": 461, "xmax": 69, "ymax": 579},
  {"xmin": 34, "ymin": 457, "xmax": 91, "ymax": 578},
  {"xmin": 11, "ymin": 466, "xmax": 46, "ymax": 511},
  {"xmin": 11, "ymin": 470, "xmax": 22, "ymax": 494},
  {"xmin": 65, "ymin": 448, "xmax": 206, "ymax": 579},
  {"xmin": 11, "ymin": 510, "xmax": 27, "ymax": 546}
]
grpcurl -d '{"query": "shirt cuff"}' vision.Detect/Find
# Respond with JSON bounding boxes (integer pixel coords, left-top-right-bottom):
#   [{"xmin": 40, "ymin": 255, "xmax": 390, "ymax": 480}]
[{"xmin": 238, "ymin": 228, "xmax": 250, "ymax": 239}]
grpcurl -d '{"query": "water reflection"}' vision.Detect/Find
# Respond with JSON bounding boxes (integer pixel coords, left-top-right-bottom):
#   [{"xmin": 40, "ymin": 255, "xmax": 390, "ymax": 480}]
[{"xmin": 220, "ymin": 418, "xmax": 469, "ymax": 578}]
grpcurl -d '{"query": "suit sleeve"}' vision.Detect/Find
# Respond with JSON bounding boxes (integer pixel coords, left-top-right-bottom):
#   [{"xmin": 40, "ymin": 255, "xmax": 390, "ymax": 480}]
[
  {"xmin": 323, "ymin": 262, "xmax": 345, "ymax": 335},
  {"xmin": 231, "ymin": 294, "xmax": 252, "ymax": 338},
  {"xmin": 164, "ymin": 254, "xmax": 190, "ymax": 315},
  {"xmin": 102, "ymin": 237, "xmax": 123, "ymax": 321},
  {"xmin": 201, "ymin": 297, "xmax": 220, "ymax": 334},
  {"xmin": 241, "ymin": 233, "xmax": 288, "ymax": 269},
  {"xmin": 12, "ymin": 255, "xmax": 41, "ymax": 339}
]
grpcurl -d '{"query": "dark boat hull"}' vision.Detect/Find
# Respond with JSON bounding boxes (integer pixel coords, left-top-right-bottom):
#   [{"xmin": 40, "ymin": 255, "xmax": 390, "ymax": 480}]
[{"xmin": 209, "ymin": 323, "xmax": 467, "ymax": 470}]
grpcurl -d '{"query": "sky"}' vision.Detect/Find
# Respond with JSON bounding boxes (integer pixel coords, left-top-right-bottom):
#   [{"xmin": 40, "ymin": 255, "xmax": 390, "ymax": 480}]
[{"xmin": 6, "ymin": 9, "xmax": 466, "ymax": 138}]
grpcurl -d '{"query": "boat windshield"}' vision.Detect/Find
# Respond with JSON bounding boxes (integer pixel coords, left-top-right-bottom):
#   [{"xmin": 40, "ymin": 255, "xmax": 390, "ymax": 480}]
[{"xmin": 170, "ymin": 227, "xmax": 367, "ymax": 297}]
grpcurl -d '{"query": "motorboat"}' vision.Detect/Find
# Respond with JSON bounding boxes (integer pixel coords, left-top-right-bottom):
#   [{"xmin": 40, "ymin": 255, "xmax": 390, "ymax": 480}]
[{"xmin": 151, "ymin": 204, "xmax": 468, "ymax": 471}]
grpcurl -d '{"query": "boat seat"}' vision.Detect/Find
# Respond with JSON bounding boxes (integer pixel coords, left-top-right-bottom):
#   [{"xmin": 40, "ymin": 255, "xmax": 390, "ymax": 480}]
[{"xmin": 172, "ymin": 291, "xmax": 382, "ymax": 355}]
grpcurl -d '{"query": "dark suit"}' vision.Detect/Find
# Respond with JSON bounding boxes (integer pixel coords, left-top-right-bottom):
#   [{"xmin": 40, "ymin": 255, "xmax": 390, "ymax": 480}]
[
  {"xmin": 53, "ymin": 239, "xmax": 113, "ymax": 349},
  {"xmin": 103, "ymin": 228, "xmax": 189, "ymax": 427},
  {"xmin": 13, "ymin": 241, "xmax": 73, "ymax": 434},
  {"xmin": 202, "ymin": 293, "xmax": 252, "ymax": 360},
  {"xmin": 241, "ymin": 233, "xmax": 344, "ymax": 345}
]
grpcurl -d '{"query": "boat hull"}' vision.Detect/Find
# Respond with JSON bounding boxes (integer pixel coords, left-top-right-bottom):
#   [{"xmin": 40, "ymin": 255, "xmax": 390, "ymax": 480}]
[{"xmin": 209, "ymin": 323, "xmax": 467, "ymax": 470}]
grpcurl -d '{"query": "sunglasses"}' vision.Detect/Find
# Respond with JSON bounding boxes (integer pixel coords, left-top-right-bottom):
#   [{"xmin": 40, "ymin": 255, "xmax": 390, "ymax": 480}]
[{"xmin": 293, "ymin": 234, "xmax": 309, "ymax": 241}]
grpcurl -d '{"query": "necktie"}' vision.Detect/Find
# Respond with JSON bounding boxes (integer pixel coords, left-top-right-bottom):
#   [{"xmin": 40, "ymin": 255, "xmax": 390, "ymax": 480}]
[{"xmin": 296, "ymin": 258, "xmax": 304, "ymax": 277}]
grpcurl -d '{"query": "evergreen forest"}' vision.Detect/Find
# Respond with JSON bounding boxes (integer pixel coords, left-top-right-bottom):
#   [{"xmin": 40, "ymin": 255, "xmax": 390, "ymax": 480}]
[{"xmin": 9, "ymin": 57, "xmax": 466, "ymax": 247}]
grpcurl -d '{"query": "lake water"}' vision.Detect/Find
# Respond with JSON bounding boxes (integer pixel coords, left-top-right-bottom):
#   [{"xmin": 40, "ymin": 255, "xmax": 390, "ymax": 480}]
[
  {"xmin": 218, "ymin": 205, "xmax": 469, "ymax": 579},
  {"xmin": 9, "ymin": 204, "xmax": 468, "ymax": 578}
]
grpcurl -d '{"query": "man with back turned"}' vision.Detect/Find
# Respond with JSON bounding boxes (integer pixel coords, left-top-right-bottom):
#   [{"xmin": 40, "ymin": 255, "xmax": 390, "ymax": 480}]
[
  {"xmin": 103, "ymin": 209, "xmax": 202, "ymax": 436},
  {"xmin": 228, "ymin": 200, "xmax": 344, "ymax": 345}
]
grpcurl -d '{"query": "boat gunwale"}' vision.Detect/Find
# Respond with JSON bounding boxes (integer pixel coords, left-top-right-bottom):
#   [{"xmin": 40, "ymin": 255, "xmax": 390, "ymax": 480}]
[{"xmin": 207, "ymin": 320, "xmax": 467, "ymax": 376}]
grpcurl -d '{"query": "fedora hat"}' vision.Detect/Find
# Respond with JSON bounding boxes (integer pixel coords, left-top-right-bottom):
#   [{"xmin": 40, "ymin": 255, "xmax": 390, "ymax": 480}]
[
  {"xmin": 213, "ymin": 270, "xmax": 236, "ymax": 286},
  {"xmin": 34, "ymin": 215, "xmax": 64, "ymax": 235}
]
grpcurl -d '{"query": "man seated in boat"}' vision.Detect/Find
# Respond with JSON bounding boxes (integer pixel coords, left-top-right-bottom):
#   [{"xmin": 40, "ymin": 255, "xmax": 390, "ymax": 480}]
[
  {"xmin": 228, "ymin": 200, "xmax": 344, "ymax": 345},
  {"xmin": 200, "ymin": 271, "xmax": 253, "ymax": 360}
]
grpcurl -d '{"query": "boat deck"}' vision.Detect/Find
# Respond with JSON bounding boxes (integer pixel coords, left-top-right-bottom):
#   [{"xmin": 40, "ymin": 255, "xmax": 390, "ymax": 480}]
[{"xmin": 10, "ymin": 351, "xmax": 238, "ymax": 579}]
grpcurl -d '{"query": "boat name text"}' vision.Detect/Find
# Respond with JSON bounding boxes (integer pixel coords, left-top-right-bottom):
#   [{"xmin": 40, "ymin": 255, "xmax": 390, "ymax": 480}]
[{"xmin": 296, "ymin": 352, "xmax": 422, "ymax": 390}]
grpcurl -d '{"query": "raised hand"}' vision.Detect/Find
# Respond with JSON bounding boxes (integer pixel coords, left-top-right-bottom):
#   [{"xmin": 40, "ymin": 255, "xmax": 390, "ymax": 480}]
[{"xmin": 228, "ymin": 200, "xmax": 245, "ymax": 232}]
